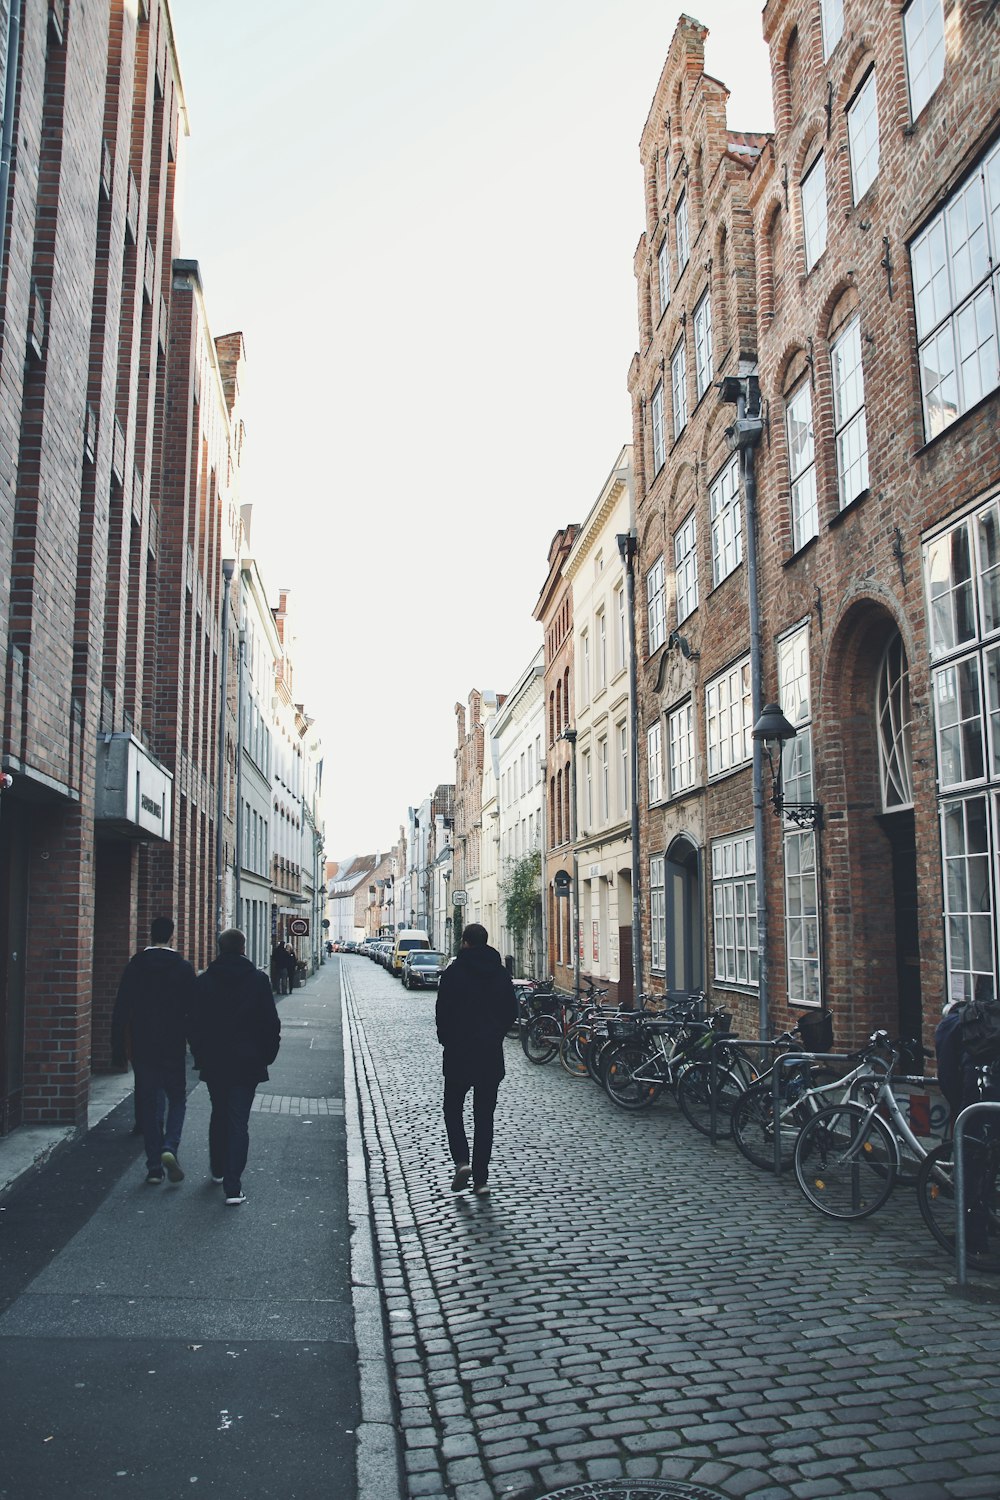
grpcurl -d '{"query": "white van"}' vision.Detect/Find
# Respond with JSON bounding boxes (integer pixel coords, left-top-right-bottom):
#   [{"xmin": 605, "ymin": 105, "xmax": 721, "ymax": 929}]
[{"xmin": 391, "ymin": 929, "xmax": 430, "ymax": 976}]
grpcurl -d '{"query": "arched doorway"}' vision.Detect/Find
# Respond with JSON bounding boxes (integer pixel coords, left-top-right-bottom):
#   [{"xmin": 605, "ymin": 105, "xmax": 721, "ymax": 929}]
[{"xmin": 665, "ymin": 835, "xmax": 702, "ymax": 1000}]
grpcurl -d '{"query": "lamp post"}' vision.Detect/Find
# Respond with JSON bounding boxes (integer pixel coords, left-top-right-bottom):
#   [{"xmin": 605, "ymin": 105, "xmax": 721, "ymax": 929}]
[
  {"xmin": 617, "ymin": 527, "xmax": 643, "ymax": 1002},
  {"xmin": 752, "ymin": 703, "xmax": 824, "ymax": 830},
  {"xmin": 216, "ymin": 557, "xmax": 236, "ymax": 942},
  {"xmin": 560, "ymin": 726, "xmax": 579, "ymax": 996}
]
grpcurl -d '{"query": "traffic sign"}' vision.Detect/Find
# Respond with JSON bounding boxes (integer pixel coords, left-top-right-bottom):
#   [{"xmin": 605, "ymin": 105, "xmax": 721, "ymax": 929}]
[
  {"xmin": 452, "ymin": 890, "xmax": 467, "ymax": 906},
  {"xmin": 288, "ymin": 917, "xmax": 310, "ymax": 936}
]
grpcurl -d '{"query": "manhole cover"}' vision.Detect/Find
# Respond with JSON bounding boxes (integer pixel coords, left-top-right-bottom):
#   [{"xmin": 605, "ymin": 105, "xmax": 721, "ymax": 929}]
[{"xmin": 537, "ymin": 1484, "xmax": 729, "ymax": 1500}]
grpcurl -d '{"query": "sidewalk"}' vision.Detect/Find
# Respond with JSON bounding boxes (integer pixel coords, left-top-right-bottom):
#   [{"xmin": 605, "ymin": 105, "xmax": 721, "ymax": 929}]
[
  {"xmin": 0, "ymin": 962, "xmax": 383, "ymax": 1500},
  {"xmin": 344, "ymin": 953, "xmax": 1000, "ymax": 1500}
]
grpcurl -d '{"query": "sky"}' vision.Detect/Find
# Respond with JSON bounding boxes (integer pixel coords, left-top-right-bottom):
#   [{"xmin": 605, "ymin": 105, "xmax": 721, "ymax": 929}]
[{"xmin": 167, "ymin": 0, "xmax": 774, "ymax": 859}]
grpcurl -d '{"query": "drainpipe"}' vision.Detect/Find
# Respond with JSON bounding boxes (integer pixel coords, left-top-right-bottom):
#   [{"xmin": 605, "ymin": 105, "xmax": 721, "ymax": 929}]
[
  {"xmin": 234, "ymin": 625, "xmax": 246, "ymax": 938},
  {"xmin": 539, "ymin": 754, "xmax": 548, "ymax": 979},
  {"xmin": 216, "ymin": 559, "xmax": 235, "ymax": 942},
  {"xmin": 0, "ymin": 1, "xmax": 21, "ymax": 279},
  {"xmin": 618, "ymin": 506, "xmax": 643, "ymax": 1002}
]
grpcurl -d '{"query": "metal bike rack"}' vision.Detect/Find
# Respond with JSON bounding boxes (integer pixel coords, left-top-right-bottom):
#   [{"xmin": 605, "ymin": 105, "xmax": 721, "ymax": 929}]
[
  {"xmin": 953, "ymin": 1099, "xmax": 1000, "ymax": 1288},
  {"xmin": 706, "ymin": 1035, "xmax": 783, "ymax": 1146}
]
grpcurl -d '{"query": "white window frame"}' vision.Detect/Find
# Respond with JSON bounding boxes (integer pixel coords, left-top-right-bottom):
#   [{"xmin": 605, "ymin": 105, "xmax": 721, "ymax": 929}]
[
  {"xmin": 778, "ymin": 623, "xmax": 822, "ymax": 1008},
  {"xmin": 646, "ymin": 556, "xmax": 666, "ymax": 654},
  {"xmin": 801, "ymin": 153, "xmax": 828, "ymax": 272},
  {"xmin": 597, "ymin": 610, "xmax": 607, "ymax": 692},
  {"xmin": 618, "ymin": 720, "xmax": 629, "ymax": 815},
  {"xmin": 710, "ymin": 454, "xmax": 742, "ymax": 587},
  {"xmin": 674, "ymin": 511, "xmax": 699, "ymax": 624},
  {"xmin": 903, "ymin": 0, "xmax": 945, "ymax": 121},
  {"xmin": 583, "ymin": 748, "xmax": 593, "ymax": 829},
  {"xmin": 705, "ymin": 656, "xmax": 752, "ymax": 778},
  {"xmin": 847, "ymin": 69, "xmax": 880, "ymax": 204},
  {"xmin": 712, "ymin": 831, "xmax": 758, "ymax": 987},
  {"xmin": 657, "ymin": 236, "xmax": 670, "ymax": 318},
  {"xmin": 786, "ymin": 381, "xmax": 818, "ymax": 550},
  {"xmin": 910, "ymin": 140, "xmax": 1000, "ymax": 441},
  {"xmin": 599, "ymin": 736, "xmax": 609, "ymax": 822},
  {"xmin": 668, "ymin": 699, "xmax": 695, "ymax": 797},
  {"xmin": 647, "ymin": 721, "xmax": 663, "ymax": 804},
  {"xmin": 820, "ymin": 0, "xmax": 844, "ymax": 57},
  {"xmin": 694, "ymin": 291, "xmax": 713, "ymax": 400},
  {"xmin": 650, "ymin": 855, "xmax": 666, "ymax": 972},
  {"xmin": 675, "ymin": 190, "xmax": 690, "ymax": 272},
  {"xmin": 651, "ymin": 381, "xmax": 665, "ymax": 474},
  {"xmin": 580, "ymin": 632, "xmax": 590, "ymax": 707},
  {"xmin": 830, "ymin": 313, "xmax": 870, "ymax": 508},
  {"xmin": 614, "ymin": 583, "xmax": 626, "ymax": 673},
  {"xmin": 671, "ymin": 339, "xmax": 688, "ymax": 439}
]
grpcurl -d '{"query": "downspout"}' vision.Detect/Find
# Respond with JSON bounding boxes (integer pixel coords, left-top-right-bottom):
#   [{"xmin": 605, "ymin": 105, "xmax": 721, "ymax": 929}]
[
  {"xmin": 617, "ymin": 470, "xmax": 643, "ymax": 1003},
  {"xmin": 0, "ymin": 1, "xmax": 21, "ymax": 282},
  {"xmin": 738, "ymin": 379, "xmax": 769, "ymax": 1042},
  {"xmin": 234, "ymin": 626, "xmax": 246, "ymax": 937},
  {"xmin": 216, "ymin": 559, "xmax": 235, "ymax": 941}
]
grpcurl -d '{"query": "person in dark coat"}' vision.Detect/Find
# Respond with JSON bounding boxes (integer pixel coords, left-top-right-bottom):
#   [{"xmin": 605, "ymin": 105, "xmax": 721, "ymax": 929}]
[
  {"xmin": 435, "ymin": 922, "xmax": 517, "ymax": 1195},
  {"xmin": 190, "ymin": 928, "xmax": 281, "ymax": 1206},
  {"xmin": 111, "ymin": 916, "xmax": 197, "ymax": 1185},
  {"xmin": 283, "ymin": 942, "xmax": 298, "ymax": 990}
]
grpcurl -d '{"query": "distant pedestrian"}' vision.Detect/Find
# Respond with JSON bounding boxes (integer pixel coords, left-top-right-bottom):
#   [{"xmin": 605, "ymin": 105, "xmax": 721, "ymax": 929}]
[
  {"xmin": 283, "ymin": 942, "xmax": 298, "ymax": 991},
  {"xmin": 190, "ymin": 928, "xmax": 281, "ymax": 1206},
  {"xmin": 111, "ymin": 917, "xmax": 197, "ymax": 1186},
  {"xmin": 270, "ymin": 941, "xmax": 287, "ymax": 995},
  {"xmin": 435, "ymin": 922, "xmax": 516, "ymax": 1195}
]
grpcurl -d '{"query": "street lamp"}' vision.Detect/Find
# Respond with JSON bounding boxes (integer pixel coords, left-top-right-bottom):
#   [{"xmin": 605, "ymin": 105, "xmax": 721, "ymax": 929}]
[{"xmin": 752, "ymin": 703, "xmax": 824, "ymax": 830}]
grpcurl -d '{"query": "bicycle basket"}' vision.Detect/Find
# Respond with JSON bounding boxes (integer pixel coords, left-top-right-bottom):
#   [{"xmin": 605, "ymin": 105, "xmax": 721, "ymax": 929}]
[
  {"xmin": 797, "ymin": 1009, "xmax": 833, "ymax": 1052},
  {"xmin": 607, "ymin": 1015, "xmax": 639, "ymax": 1041},
  {"xmin": 711, "ymin": 1010, "xmax": 733, "ymax": 1033}
]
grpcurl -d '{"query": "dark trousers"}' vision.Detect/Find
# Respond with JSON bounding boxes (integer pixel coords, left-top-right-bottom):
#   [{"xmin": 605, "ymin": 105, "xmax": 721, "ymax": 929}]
[
  {"xmin": 206, "ymin": 1081, "xmax": 257, "ymax": 1196},
  {"xmin": 443, "ymin": 1077, "xmax": 500, "ymax": 1185},
  {"xmin": 133, "ymin": 1061, "xmax": 186, "ymax": 1172}
]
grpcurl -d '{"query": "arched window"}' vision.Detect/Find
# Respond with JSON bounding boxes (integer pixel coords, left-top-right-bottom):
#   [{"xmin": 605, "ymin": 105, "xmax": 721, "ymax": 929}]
[{"xmin": 877, "ymin": 633, "xmax": 914, "ymax": 810}]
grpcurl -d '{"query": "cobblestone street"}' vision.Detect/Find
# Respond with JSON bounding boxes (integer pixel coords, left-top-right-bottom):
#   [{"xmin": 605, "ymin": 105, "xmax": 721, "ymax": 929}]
[{"xmin": 344, "ymin": 956, "xmax": 1000, "ymax": 1500}]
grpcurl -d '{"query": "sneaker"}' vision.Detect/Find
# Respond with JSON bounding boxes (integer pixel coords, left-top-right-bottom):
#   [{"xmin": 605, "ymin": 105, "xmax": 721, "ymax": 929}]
[
  {"xmin": 450, "ymin": 1163, "xmax": 472, "ymax": 1192},
  {"xmin": 210, "ymin": 1175, "xmax": 224, "ymax": 1185},
  {"xmin": 161, "ymin": 1151, "xmax": 184, "ymax": 1183},
  {"xmin": 472, "ymin": 1181, "xmax": 490, "ymax": 1196},
  {"xmin": 225, "ymin": 1192, "xmax": 247, "ymax": 1206},
  {"xmin": 145, "ymin": 1168, "xmax": 164, "ymax": 1185}
]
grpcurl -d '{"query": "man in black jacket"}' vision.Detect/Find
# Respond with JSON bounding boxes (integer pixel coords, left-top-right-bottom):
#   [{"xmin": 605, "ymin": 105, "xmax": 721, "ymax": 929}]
[
  {"xmin": 111, "ymin": 916, "xmax": 197, "ymax": 1185},
  {"xmin": 435, "ymin": 923, "xmax": 517, "ymax": 1195},
  {"xmin": 190, "ymin": 928, "xmax": 281, "ymax": 1206}
]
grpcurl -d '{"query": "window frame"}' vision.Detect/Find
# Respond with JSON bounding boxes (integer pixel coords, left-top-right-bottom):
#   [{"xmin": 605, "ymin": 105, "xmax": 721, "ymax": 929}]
[
  {"xmin": 903, "ymin": 0, "xmax": 945, "ymax": 121},
  {"xmin": 710, "ymin": 454, "xmax": 742, "ymax": 587},
  {"xmin": 705, "ymin": 656, "xmax": 753, "ymax": 778},
  {"xmin": 820, "ymin": 0, "xmax": 844, "ymax": 57},
  {"xmin": 646, "ymin": 556, "xmax": 666, "ymax": 655},
  {"xmin": 847, "ymin": 68, "xmax": 880, "ymax": 204},
  {"xmin": 674, "ymin": 510, "xmax": 699, "ymax": 625},
  {"xmin": 711, "ymin": 830, "xmax": 758, "ymax": 988},
  {"xmin": 801, "ymin": 152, "xmax": 828, "ymax": 272},
  {"xmin": 785, "ymin": 379, "xmax": 819, "ymax": 551},
  {"xmin": 668, "ymin": 699, "xmax": 695, "ymax": 797},
  {"xmin": 650, "ymin": 854, "xmax": 666, "ymax": 972},
  {"xmin": 647, "ymin": 721, "xmax": 663, "ymax": 805},
  {"xmin": 675, "ymin": 190, "xmax": 690, "ymax": 273},
  {"xmin": 651, "ymin": 380, "xmax": 666, "ymax": 474},
  {"xmin": 671, "ymin": 338, "xmax": 688, "ymax": 440},
  {"xmin": 830, "ymin": 313, "xmax": 870, "ymax": 508},
  {"xmin": 693, "ymin": 290, "xmax": 713, "ymax": 400},
  {"xmin": 657, "ymin": 235, "xmax": 670, "ymax": 318}
]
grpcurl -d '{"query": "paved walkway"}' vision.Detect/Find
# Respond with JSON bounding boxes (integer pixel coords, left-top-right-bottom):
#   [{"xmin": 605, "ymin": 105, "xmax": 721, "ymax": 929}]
[{"xmin": 344, "ymin": 955, "xmax": 1000, "ymax": 1500}]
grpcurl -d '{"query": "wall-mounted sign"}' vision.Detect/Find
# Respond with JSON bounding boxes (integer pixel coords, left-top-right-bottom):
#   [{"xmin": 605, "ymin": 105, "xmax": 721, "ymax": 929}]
[
  {"xmin": 452, "ymin": 890, "xmax": 468, "ymax": 906},
  {"xmin": 288, "ymin": 917, "xmax": 310, "ymax": 936}
]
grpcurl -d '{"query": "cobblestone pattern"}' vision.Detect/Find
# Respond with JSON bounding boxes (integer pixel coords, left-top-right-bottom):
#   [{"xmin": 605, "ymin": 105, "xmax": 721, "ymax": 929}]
[
  {"xmin": 252, "ymin": 1094, "xmax": 344, "ymax": 1116},
  {"xmin": 343, "ymin": 960, "xmax": 1000, "ymax": 1500}
]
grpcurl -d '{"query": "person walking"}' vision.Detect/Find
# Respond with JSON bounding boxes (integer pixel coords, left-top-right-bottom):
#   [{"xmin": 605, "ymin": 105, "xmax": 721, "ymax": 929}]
[
  {"xmin": 111, "ymin": 916, "xmax": 197, "ymax": 1186},
  {"xmin": 283, "ymin": 942, "xmax": 298, "ymax": 992},
  {"xmin": 190, "ymin": 928, "xmax": 281, "ymax": 1206},
  {"xmin": 435, "ymin": 922, "xmax": 517, "ymax": 1195},
  {"xmin": 270, "ymin": 941, "xmax": 286, "ymax": 995}
]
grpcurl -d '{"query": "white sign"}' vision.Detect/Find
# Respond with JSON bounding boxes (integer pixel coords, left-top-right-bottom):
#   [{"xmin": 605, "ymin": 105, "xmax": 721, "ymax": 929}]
[
  {"xmin": 452, "ymin": 890, "xmax": 468, "ymax": 906},
  {"xmin": 288, "ymin": 917, "xmax": 310, "ymax": 936}
]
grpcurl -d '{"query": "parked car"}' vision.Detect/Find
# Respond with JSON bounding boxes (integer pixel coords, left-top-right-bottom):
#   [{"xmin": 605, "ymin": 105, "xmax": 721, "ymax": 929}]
[
  {"xmin": 391, "ymin": 928, "xmax": 431, "ymax": 977},
  {"xmin": 401, "ymin": 950, "xmax": 447, "ymax": 990}
]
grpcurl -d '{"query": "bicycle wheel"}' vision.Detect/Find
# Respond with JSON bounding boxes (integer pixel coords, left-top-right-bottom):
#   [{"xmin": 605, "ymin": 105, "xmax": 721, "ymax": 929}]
[
  {"xmin": 793, "ymin": 1103, "xmax": 898, "ymax": 1220},
  {"xmin": 603, "ymin": 1042, "xmax": 663, "ymax": 1110},
  {"xmin": 732, "ymin": 1081, "xmax": 799, "ymax": 1171},
  {"xmin": 916, "ymin": 1139, "xmax": 1000, "ymax": 1271},
  {"xmin": 676, "ymin": 1062, "xmax": 747, "ymax": 1138},
  {"xmin": 559, "ymin": 1025, "xmax": 590, "ymax": 1078},
  {"xmin": 520, "ymin": 1015, "xmax": 559, "ymax": 1065}
]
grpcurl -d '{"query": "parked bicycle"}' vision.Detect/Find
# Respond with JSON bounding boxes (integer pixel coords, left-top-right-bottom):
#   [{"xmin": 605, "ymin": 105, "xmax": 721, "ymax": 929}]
[
  {"xmin": 602, "ymin": 995, "xmax": 733, "ymax": 1110},
  {"xmin": 915, "ymin": 1062, "xmax": 1000, "ymax": 1271}
]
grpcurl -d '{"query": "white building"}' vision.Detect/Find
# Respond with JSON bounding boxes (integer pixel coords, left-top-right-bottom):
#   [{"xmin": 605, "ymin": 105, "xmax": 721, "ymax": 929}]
[
  {"xmin": 565, "ymin": 447, "xmax": 635, "ymax": 1002},
  {"xmin": 235, "ymin": 531, "xmax": 281, "ymax": 970},
  {"xmin": 495, "ymin": 648, "xmax": 545, "ymax": 973}
]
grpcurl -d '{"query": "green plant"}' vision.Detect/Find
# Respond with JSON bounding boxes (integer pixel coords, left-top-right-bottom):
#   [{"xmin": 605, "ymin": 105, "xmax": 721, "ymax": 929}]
[{"xmin": 501, "ymin": 849, "xmax": 541, "ymax": 969}]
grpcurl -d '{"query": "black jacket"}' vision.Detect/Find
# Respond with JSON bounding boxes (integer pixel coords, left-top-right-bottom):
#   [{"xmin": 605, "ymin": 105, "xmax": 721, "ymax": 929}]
[
  {"xmin": 435, "ymin": 944, "xmax": 517, "ymax": 1083},
  {"xmin": 190, "ymin": 954, "xmax": 281, "ymax": 1086},
  {"xmin": 111, "ymin": 947, "xmax": 198, "ymax": 1068}
]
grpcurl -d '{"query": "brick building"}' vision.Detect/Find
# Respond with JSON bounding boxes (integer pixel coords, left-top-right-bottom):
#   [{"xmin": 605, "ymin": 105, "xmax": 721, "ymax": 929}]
[
  {"xmin": 747, "ymin": 0, "xmax": 1000, "ymax": 1049},
  {"xmin": 533, "ymin": 526, "xmax": 579, "ymax": 990},
  {"xmin": 452, "ymin": 689, "xmax": 502, "ymax": 934},
  {"xmin": 628, "ymin": 17, "xmax": 767, "ymax": 1015}
]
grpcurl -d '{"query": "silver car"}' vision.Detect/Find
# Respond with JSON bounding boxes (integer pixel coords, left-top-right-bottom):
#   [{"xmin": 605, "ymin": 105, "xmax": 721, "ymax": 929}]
[{"xmin": 401, "ymin": 950, "xmax": 447, "ymax": 991}]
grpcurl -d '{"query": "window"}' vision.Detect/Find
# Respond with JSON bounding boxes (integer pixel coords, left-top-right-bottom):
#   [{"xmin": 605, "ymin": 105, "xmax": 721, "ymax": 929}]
[
  {"xmin": 647, "ymin": 556, "xmax": 666, "ymax": 654},
  {"xmin": 830, "ymin": 314, "xmax": 870, "ymax": 507},
  {"xmin": 674, "ymin": 511, "xmax": 699, "ymax": 624},
  {"xmin": 934, "ymin": 655, "xmax": 985, "ymax": 789},
  {"xmin": 786, "ymin": 381, "xmax": 818, "ymax": 550},
  {"xmin": 618, "ymin": 721, "xmax": 629, "ymax": 815},
  {"xmin": 801, "ymin": 154, "xmax": 827, "ymax": 271},
  {"xmin": 668, "ymin": 700, "xmax": 695, "ymax": 796},
  {"xmin": 583, "ymin": 749, "xmax": 593, "ymax": 829},
  {"xmin": 671, "ymin": 339, "xmax": 688, "ymax": 439},
  {"xmin": 910, "ymin": 140, "xmax": 1000, "ymax": 439},
  {"xmin": 693, "ymin": 291, "xmax": 713, "ymax": 400},
  {"xmin": 650, "ymin": 855, "xmax": 666, "ymax": 971},
  {"xmin": 647, "ymin": 722, "xmax": 663, "ymax": 804},
  {"xmin": 778, "ymin": 624, "xmax": 821, "ymax": 1007},
  {"xmin": 710, "ymin": 455, "xmax": 742, "ymax": 586},
  {"xmin": 705, "ymin": 657, "xmax": 752, "ymax": 777},
  {"xmin": 712, "ymin": 832, "xmax": 758, "ymax": 986},
  {"xmin": 597, "ymin": 611, "xmax": 607, "ymax": 691},
  {"xmin": 820, "ymin": 0, "xmax": 843, "ymax": 56},
  {"xmin": 904, "ymin": 0, "xmax": 945, "ymax": 120},
  {"xmin": 599, "ymin": 737, "xmax": 609, "ymax": 822},
  {"xmin": 675, "ymin": 190, "xmax": 690, "ymax": 271},
  {"xmin": 847, "ymin": 70, "xmax": 880, "ymax": 203},
  {"xmin": 614, "ymin": 583, "xmax": 626, "ymax": 673},
  {"xmin": 581, "ymin": 632, "xmax": 590, "ymax": 706},
  {"xmin": 940, "ymin": 795, "xmax": 994, "ymax": 1004},
  {"xmin": 651, "ymin": 381, "xmax": 665, "ymax": 474},
  {"xmin": 657, "ymin": 236, "xmax": 670, "ymax": 318}
]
